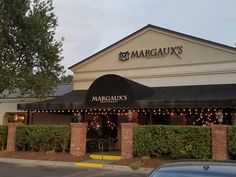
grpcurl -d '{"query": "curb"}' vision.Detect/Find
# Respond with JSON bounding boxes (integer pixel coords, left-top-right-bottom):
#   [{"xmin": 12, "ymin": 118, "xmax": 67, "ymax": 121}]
[
  {"xmin": 75, "ymin": 162, "xmax": 104, "ymax": 168},
  {"xmin": 89, "ymin": 154, "xmax": 122, "ymax": 161},
  {"xmin": 0, "ymin": 158, "xmax": 75, "ymax": 167},
  {"xmin": 0, "ymin": 157, "xmax": 154, "ymax": 174},
  {"xmin": 104, "ymin": 164, "xmax": 153, "ymax": 174}
]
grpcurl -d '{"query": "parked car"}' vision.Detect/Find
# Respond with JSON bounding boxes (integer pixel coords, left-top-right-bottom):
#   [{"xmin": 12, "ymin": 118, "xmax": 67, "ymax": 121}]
[{"xmin": 148, "ymin": 161, "xmax": 236, "ymax": 177}]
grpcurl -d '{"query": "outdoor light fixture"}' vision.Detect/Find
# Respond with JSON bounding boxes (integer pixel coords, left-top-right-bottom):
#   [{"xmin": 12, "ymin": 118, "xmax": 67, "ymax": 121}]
[
  {"xmin": 14, "ymin": 114, "xmax": 18, "ymax": 122},
  {"xmin": 77, "ymin": 113, "xmax": 82, "ymax": 123},
  {"xmin": 127, "ymin": 110, "xmax": 133, "ymax": 122},
  {"xmin": 216, "ymin": 110, "xmax": 224, "ymax": 124},
  {"xmin": 73, "ymin": 113, "xmax": 82, "ymax": 123}
]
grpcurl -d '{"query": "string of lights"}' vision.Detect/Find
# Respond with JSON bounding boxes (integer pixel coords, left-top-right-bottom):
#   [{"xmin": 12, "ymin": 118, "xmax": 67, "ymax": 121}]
[
  {"xmin": 31, "ymin": 108, "xmax": 231, "ymax": 115},
  {"xmin": 30, "ymin": 107, "xmax": 232, "ymax": 126}
]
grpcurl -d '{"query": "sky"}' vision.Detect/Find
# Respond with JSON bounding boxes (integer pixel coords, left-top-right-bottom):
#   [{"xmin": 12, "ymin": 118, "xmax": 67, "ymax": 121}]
[{"xmin": 53, "ymin": 0, "xmax": 236, "ymax": 74}]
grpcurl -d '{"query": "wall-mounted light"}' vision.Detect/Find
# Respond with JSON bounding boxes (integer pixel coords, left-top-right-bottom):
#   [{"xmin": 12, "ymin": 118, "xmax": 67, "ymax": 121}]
[
  {"xmin": 127, "ymin": 110, "xmax": 133, "ymax": 122},
  {"xmin": 14, "ymin": 114, "xmax": 18, "ymax": 121},
  {"xmin": 216, "ymin": 110, "xmax": 224, "ymax": 124},
  {"xmin": 72, "ymin": 113, "xmax": 82, "ymax": 123}
]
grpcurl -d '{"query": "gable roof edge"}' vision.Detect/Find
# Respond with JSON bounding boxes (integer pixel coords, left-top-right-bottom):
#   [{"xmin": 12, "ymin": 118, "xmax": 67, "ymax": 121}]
[
  {"xmin": 69, "ymin": 24, "xmax": 150, "ymax": 71},
  {"xmin": 69, "ymin": 24, "xmax": 236, "ymax": 71}
]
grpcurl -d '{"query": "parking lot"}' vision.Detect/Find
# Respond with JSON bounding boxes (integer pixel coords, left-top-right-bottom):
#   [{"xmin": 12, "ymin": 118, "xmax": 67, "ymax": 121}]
[{"xmin": 0, "ymin": 162, "xmax": 147, "ymax": 177}]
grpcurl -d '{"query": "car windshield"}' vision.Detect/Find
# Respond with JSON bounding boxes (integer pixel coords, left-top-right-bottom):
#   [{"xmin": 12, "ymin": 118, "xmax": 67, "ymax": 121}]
[{"xmin": 149, "ymin": 171, "xmax": 235, "ymax": 177}]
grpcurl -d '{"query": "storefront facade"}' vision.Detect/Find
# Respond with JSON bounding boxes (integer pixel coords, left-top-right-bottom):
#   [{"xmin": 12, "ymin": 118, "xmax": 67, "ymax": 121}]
[
  {"xmin": 68, "ymin": 24, "xmax": 236, "ymax": 125},
  {"xmin": 71, "ymin": 25, "xmax": 236, "ymax": 90},
  {"xmin": 18, "ymin": 24, "xmax": 236, "ymax": 152}
]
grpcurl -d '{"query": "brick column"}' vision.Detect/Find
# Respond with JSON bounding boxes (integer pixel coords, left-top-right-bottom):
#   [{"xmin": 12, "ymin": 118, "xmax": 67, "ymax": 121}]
[
  {"xmin": 70, "ymin": 123, "xmax": 88, "ymax": 157},
  {"xmin": 211, "ymin": 125, "xmax": 228, "ymax": 160},
  {"xmin": 121, "ymin": 123, "xmax": 137, "ymax": 159},
  {"xmin": 232, "ymin": 112, "xmax": 236, "ymax": 125},
  {"xmin": 7, "ymin": 123, "xmax": 17, "ymax": 152}
]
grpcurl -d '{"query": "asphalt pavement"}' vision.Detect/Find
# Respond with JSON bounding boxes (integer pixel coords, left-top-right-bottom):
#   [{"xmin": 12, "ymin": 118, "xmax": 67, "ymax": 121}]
[
  {"xmin": 0, "ymin": 161, "xmax": 147, "ymax": 177},
  {"xmin": 0, "ymin": 158, "xmax": 152, "ymax": 177}
]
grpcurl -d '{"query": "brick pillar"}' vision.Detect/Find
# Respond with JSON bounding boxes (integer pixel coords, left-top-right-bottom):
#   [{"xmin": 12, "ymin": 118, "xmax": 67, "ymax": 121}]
[
  {"xmin": 121, "ymin": 123, "xmax": 137, "ymax": 159},
  {"xmin": 7, "ymin": 123, "xmax": 17, "ymax": 152},
  {"xmin": 211, "ymin": 125, "xmax": 228, "ymax": 160},
  {"xmin": 70, "ymin": 123, "xmax": 88, "ymax": 157},
  {"xmin": 232, "ymin": 112, "xmax": 236, "ymax": 125}
]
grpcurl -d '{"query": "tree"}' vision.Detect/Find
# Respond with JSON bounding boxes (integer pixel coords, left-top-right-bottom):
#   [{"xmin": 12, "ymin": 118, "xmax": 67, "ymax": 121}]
[
  {"xmin": 0, "ymin": 0, "xmax": 64, "ymax": 97},
  {"xmin": 59, "ymin": 74, "xmax": 73, "ymax": 84}
]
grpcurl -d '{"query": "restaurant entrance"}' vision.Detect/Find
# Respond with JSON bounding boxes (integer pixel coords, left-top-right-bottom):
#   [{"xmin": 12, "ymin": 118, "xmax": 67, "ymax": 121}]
[{"xmin": 86, "ymin": 113, "xmax": 119, "ymax": 153}]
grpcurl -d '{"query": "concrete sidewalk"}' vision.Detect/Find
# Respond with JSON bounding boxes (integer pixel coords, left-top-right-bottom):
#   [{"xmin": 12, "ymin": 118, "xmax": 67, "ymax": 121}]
[{"xmin": 0, "ymin": 157, "xmax": 154, "ymax": 174}]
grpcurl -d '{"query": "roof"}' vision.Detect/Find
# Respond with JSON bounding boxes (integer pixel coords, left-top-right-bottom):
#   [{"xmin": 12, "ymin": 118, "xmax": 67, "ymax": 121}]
[
  {"xmin": 0, "ymin": 83, "xmax": 73, "ymax": 99},
  {"xmin": 69, "ymin": 24, "xmax": 236, "ymax": 70},
  {"xmin": 53, "ymin": 83, "xmax": 73, "ymax": 96}
]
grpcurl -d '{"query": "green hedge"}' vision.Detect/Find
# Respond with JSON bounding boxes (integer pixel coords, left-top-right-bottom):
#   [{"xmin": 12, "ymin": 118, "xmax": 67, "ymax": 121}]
[
  {"xmin": 228, "ymin": 126, "xmax": 236, "ymax": 158},
  {"xmin": 0, "ymin": 126, "xmax": 7, "ymax": 150},
  {"xmin": 15, "ymin": 125, "xmax": 70, "ymax": 152},
  {"xmin": 134, "ymin": 125, "xmax": 211, "ymax": 159}
]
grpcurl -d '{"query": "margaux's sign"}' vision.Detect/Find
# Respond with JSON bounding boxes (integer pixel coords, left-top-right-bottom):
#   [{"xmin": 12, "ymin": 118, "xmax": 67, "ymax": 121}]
[
  {"xmin": 119, "ymin": 45, "xmax": 183, "ymax": 61},
  {"xmin": 91, "ymin": 95, "xmax": 128, "ymax": 104}
]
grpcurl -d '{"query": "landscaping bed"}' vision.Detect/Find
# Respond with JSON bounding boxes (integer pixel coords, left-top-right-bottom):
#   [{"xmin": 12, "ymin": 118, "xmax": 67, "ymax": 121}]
[
  {"xmin": 112, "ymin": 156, "xmax": 172, "ymax": 169},
  {"xmin": 0, "ymin": 151, "xmax": 88, "ymax": 162}
]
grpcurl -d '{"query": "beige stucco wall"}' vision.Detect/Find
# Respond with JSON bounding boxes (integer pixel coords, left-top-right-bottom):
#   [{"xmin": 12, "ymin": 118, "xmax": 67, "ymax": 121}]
[
  {"xmin": 0, "ymin": 98, "xmax": 39, "ymax": 125},
  {"xmin": 0, "ymin": 98, "xmax": 51, "ymax": 125},
  {"xmin": 71, "ymin": 28, "xmax": 236, "ymax": 90},
  {"xmin": 0, "ymin": 102, "xmax": 19, "ymax": 125}
]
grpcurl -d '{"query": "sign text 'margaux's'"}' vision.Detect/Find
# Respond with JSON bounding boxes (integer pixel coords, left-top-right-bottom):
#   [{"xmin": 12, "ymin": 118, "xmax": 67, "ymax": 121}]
[
  {"xmin": 119, "ymin": 45, "xmax": 183, "ymax": 61},
  {"xmin": 92, "ymin": 95, "xmax": 128, "ymax": 103}
]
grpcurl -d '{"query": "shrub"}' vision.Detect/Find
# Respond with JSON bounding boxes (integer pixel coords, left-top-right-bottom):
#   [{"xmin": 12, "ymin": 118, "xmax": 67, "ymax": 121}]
[
  {"xmin": 134, "ymin": 125, "xmax": 211, "ymax": 159},
  {"xmin": 129, "ymin": 160, "xmax": 142, "ymax": 170},
  {"xmin": 228, "ymin": 126, "xmax": 236, "ymax": 158},
  {"xmin": 0, "ymin": 126, "xmax": 7, "ymax": 150},
  {"xmin": 15, "ymin": 125, "xmax": 70, "ymax": 152}
]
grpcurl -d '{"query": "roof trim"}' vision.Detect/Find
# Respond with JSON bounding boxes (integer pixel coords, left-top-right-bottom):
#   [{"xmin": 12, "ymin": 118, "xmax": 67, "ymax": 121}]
[{"xmin": 69, "ymin": 24, "xmax": 236, "ymax": 70}]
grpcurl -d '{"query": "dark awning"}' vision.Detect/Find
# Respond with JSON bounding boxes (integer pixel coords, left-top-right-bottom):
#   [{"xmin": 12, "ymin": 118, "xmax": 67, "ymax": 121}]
[
  {"xmin": 85, "ymin": 74, "xmax": 155, "ymax": 108},
  {"xmin": 18, "ymin": 74, "xmax": 156, "ymax": 110},
  {"xmin": 17, "ymin": 90, "xmax": 87, "ymax": 110},
  {"xmin": 148, "ymin": 84, "xmax": 236, "ymax": 108},
  {"xmin": 18, "ymin": 77, "xmax": 236, "ymax": 111}
]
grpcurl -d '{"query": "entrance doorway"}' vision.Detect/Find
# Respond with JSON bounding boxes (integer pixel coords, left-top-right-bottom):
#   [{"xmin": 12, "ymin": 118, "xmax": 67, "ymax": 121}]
[{"xmin": 86, "ymin": 114, "xmax": 118, "ymax": 153}]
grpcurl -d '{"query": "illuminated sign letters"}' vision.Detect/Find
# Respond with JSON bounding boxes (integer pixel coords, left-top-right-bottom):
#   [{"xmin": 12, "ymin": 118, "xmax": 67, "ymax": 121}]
[
  {"xmin": 119, "ymin": 45, "xmax": 183, "ymax": 61},
  {"xmin": 91, "ymin": 95, "xmax": 128, "ymax": 103}
]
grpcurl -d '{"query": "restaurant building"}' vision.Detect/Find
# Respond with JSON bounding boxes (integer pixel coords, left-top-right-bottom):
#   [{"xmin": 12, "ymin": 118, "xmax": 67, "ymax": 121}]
[{"xmin": 18, "ymin": 24, "xmax": 236, "ymax": 151}]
